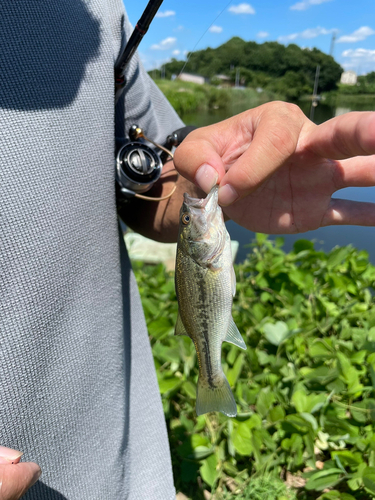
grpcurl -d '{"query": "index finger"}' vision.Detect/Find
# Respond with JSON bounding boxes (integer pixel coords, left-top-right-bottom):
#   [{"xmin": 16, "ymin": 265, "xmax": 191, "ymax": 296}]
[
  {"xmin": 217, "ymin": 102, "xmax": 305, "ymax": 206},
  {"xmin": 174, "ymin": 102, "xmax": 306, "ymax": 202},
  {"xmin": 302, "ymin": 111, "xmax": 375, "ymax": 160}
]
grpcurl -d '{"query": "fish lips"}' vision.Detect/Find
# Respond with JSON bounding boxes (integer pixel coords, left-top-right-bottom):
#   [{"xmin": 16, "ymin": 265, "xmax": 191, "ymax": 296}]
[
  {"xmin": 183, "ymin": 185, "xmax": 219, "ymax": 211},
  {"xmin": 180, "ymin": 186, "xmax": 221, "ymax": 241}
]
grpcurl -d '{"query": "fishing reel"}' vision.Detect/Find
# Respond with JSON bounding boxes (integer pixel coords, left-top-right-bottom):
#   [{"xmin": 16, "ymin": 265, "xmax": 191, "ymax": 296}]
[
  {"xmin": 115, "ymin": 124, "xmax": 196, "ymax": 203},
  {"xmin": 115, "ymin": 125, "xmax": 164, "ymax": 200}
]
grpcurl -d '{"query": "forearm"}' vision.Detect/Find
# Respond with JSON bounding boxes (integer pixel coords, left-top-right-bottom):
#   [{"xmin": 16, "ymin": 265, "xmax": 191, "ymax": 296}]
[{"xmin": 118, "ymin": 160, "xmax": 205, "ymax": 243}]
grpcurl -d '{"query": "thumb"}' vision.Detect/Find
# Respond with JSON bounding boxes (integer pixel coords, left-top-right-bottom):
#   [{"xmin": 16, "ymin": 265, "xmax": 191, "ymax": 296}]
[
  {"xmin": 173, "ymin": 127, "xmax": 226, "ymax": 194},
  {"xmin": 0, "ymin": 447, "xmax": 41, "ymax": 500}
]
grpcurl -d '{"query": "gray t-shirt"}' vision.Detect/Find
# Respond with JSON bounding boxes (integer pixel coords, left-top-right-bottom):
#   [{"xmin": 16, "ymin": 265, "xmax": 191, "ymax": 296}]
[{"xmin": 0, "ymin": 1, "xmax": 184, "ymax": 498}]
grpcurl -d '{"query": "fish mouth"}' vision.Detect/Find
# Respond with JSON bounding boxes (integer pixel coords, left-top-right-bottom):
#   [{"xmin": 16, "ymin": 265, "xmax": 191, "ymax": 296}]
[{"xmin": 183, "ymin": 185, "xmax": 219, "ymax": 209}]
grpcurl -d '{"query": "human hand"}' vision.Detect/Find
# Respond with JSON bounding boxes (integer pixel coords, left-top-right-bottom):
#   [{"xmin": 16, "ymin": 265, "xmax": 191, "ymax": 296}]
[
  {"xmin": 0, "ymin": 446, "xmax": 41, "ymax": 500},
  {"xmin": 174, "ymin": 102, "xmax": 375, "ymax": 234}
]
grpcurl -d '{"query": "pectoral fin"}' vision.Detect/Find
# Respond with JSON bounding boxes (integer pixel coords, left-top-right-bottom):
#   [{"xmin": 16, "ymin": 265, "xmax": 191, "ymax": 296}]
[
  {"xmin": 224, "ymin": 317, "xmax": 247, "ymax": 350},
  {"xmin": 175, "ymin": 311, "xmax": 189, "ymax": 336}
]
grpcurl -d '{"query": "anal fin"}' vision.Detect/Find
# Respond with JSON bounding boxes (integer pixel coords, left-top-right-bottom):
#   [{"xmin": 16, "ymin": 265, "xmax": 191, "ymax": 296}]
[
  {"xmin": 175, "ymin": 311, "xmax": 189, "ymax": 336},
  {"xmin": 224, "ymin": 317, "xmax": 247, "ymax": 350}
]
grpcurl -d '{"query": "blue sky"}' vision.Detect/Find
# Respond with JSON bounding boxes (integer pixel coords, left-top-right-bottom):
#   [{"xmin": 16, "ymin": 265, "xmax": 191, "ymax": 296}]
[{"xmin": 124, "ymin": 0, "xmax": 375, "ymax": 75}]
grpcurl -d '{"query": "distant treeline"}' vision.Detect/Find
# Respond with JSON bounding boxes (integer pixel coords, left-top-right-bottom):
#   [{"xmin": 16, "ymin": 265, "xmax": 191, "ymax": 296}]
[{"xmin": 151, "ymin": 37, "xmax": 343, "ymax": 100}]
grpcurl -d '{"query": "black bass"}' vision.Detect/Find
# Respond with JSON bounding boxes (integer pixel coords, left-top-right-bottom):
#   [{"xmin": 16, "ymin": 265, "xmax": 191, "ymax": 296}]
[{"xmin": 175, "ymin": 186, "xmax": 246, "ymax": 417}]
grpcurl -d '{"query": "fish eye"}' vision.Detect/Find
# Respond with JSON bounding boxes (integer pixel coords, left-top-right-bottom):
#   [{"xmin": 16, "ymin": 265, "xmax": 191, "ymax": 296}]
[{"xmin": 182, "ymin": 213, "xmax": 191, "ymax": 225}]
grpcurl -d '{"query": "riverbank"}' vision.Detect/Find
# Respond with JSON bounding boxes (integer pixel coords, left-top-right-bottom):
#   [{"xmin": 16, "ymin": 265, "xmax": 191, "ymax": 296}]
[
  {"xmin": 154, "ymin": 79, "xmax": 281, "ymax": 116},
  {"xmin": 134, "ymin": 236, "xmax": 375, "ymax": 500},
  {"xmin": 323, "ymin": 91, "xmax": 375, "ymax": 108}
]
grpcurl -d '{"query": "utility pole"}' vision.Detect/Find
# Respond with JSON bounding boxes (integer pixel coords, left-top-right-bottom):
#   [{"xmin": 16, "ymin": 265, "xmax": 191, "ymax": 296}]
[
  {"xmin": 329, "ymin": 31, "xmax": 337, "ymax": 57},
  {"xmin": 310, "ymin": 64, "xmax": 320, "ymax": 122},
  {"xmin": 235, "ymin": 68, "xmax": 240, "ymax": 88}
]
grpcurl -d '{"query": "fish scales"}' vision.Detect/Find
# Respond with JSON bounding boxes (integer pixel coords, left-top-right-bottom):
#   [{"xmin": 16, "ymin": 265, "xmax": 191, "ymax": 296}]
[{"xmin": 175, "ymin": 186, "xmax": 247, "ymax": 417}]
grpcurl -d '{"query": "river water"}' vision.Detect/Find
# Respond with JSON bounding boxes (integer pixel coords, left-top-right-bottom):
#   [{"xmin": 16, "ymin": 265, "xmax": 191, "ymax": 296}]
[{"xmin": 182, "ymin": 97, "xmax": 375, "ymax": 263}]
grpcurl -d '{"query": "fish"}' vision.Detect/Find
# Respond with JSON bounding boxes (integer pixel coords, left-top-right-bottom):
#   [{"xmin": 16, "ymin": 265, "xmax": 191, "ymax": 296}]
[{"xmin": 175, "ymin": 185, "xmax": 247, "ymax": 417}]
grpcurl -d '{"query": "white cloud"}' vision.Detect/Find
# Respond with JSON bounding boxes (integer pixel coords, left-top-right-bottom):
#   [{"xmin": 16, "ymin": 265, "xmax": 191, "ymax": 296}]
[
  {"xmin": 341, "ymin": 48, "xmax": 375, "ymax": 73},
  {"xmin": 209, "ymin": 25, "xmax": 223, "ymax": 33},
  {"xmin": 139, "ymin": 53, "xmax": 171, "ymax": 71},
  {"xmin": 300, "ymin": 27, "xmax": 333, "ymax": 38},
  {"xmin": 150, "ymin": 37, "xmax": 177, "ymax": 50},
  {"xmin": 257, "ymin": 31, "xmax": 269, "ymax": 38},
  {"xmin": 337, "ymin": 26, "xmax": 375, "ymax": 43},
  {"xmin": 290, "ymin": 0, "xmax": 332, "ymax": 11},
  {"xmin": 278, "ymin": 26, "xmax": 335, "ymax": 43},
  {"xmin": 228, "ymin": 3, "xmax": 255, "ymax": 14},
  {"xmin": 172, "ymin": 50, "xmax": 181, "ymax": 56},
  {"xmin": 174, "ymin": 25, "xmax": 184, "ymax": 32},
  {"xmin": 279, "ymin": 33, "xmax": 298, "ymax": 43},
  {"xmin": 155, "ymin": 10, "xmax": 175, "ymax": 18}
]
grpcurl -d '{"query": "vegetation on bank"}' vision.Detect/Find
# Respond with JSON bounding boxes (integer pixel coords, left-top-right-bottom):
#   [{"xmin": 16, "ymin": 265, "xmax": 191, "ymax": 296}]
[
  {"xmin": 152, "ymin": 37, "xmax": 342, "ymax": 101},
  {"xmin": 154, "ymin": 79, "xmax": 280, "ymax": 116},
  {"xmin": 134, "ymin": 236, "xmax": 375, "ymax": 500},
  {"xmin": 323, "ymin": 73, "xmax": 375, "ymax": 107},
  {"xmin": 337, "ymin": 72, "xmax": 375, "ymax": 95}
]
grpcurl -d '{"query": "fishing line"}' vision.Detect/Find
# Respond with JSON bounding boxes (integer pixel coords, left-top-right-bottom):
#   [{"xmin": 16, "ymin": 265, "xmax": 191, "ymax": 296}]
[{"xmin": 177, "ymin": 0, "xmax": 234, "ymax": 78}]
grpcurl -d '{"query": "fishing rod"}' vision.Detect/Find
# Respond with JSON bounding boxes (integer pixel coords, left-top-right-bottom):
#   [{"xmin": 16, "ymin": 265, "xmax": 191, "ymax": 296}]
[{"xmin": 114, "ymin": 0, "xmax": 164, "ymax": 105}]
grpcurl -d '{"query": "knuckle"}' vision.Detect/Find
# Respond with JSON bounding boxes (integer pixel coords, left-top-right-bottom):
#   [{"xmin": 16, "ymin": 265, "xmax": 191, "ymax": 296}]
[
  {"xmin": 263, "ymin": 100, "xmax": 303, "ymax": 118},
  {"xmin": 267, "ymin": 125, "xmax": 298, "ymax": 159}
]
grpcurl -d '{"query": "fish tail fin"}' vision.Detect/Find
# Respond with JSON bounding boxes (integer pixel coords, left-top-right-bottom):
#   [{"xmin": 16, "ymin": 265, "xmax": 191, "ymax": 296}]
[{"xmin": 196, "ymin": 373, "xmax": 237, "ymax": 417}]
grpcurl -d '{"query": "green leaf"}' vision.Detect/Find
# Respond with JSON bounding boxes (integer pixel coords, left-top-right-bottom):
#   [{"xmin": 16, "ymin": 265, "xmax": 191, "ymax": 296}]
[
  {"xmin": 227, "ymin": 352, "xmax": 245, "ymax": 386},
  {"xmin": 318, "ymin": 492, "xmax": 355, "ymax": 500},
  {"xmin": 305, "ymin": 468, "xmax": 343, "ymax": 491},
  {"xmin": 362, "ymin": 466, "xmax": 375, "ymax": 495},
  {"xmin": 200, "ymin": 453, "xmax": 218, "ymax": 487},
  {"xmin": 189, "ymin": 446, "xmax": 214, "ymax": 460},
  {"xmin": 293, "ymin": 239, "xmax": 315, "ymax": 253},
  {"xmin": 141, "ymin": 297, "xmax": 160, "ymax": 317},
  {"xmin": 332, "ymin": 450, "xmax": 363, "ymax": 467},
  {"xmin": 148, "ymin": 317, "xmax": 174, "ymax": 339},
  {"xmin": 255, "ymin": 232, "xmax": 269, "ymax": 244},
  {"xmin": 158, "ymin": 376, "xmax": 181, "ymax": 394},
  {"xmin": 327, "ymin": 247, "xmax": 351, "ymax": 269},
  {"xmin": 263, "ymin": 321, "xmax": 289, "ymax": 346},
  {"xmin": 256, "ymin": 389, "xmax": 275, "ymax": 417},
  {"xmin": 300, "ymin": 412, "xmax": 318, "ymax": 431},
  {"xmin": 289, "ymin": 269, "xmax": 314, "ymax": 291},
  {"xmin": 268, "ymin": 405, "xmax": 285, "ymax": 423},
  {"xmin": 232, "ymin": 422, "xmax": 253, "ymax": 456},
  {"xmin": 182, "ymin": 381, "xmax": 196, "ymax": 399}
]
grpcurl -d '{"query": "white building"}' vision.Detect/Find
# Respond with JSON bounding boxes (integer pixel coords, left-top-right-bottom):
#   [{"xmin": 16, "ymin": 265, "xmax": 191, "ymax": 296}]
[
  {"xmin": 340, "ymin": 71, "xmax": 357, "ymax": 85},
  {"xmin": 177, "ymin": 73, "xmax": 206, "ymax": 85}
]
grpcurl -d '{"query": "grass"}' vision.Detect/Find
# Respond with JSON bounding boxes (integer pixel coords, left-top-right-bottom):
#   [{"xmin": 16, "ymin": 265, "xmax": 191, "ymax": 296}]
[{"xmin": 153, "ymin": 79, "xmax": 281, "ymax": 116}]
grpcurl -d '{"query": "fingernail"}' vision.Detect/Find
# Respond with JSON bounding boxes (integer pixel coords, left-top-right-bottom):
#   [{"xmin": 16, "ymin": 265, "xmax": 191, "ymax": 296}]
[
  {"xmin": 31, "ymin": 468, "xmax": 42, "ymax": 487},
  {"xmin": 195, "ymin": 164, "xmax": 218, "ymax": 193},
  {"xmin": 218, "ymin": 184, "xmax": 239, "ymax": 206},
  {"xmin": 0, "ymin": 446, "xmax": 23, "ymax": 464}
]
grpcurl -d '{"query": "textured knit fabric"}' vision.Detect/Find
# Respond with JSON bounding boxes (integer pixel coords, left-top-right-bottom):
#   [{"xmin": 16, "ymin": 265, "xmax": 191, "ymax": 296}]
[{"xmin": 0, "ymin": 1, "xmax": 184, "ymax": 499}]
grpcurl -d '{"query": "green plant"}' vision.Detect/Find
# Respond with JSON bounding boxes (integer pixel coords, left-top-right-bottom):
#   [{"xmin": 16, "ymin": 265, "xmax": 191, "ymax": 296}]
[
  {"xmin": 226, "ymin": 476, "xmax": 297, "ymax": 499},
  {"xmin": 133, "ymin": 235, "xmax": 375, "ymax": 499}
]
